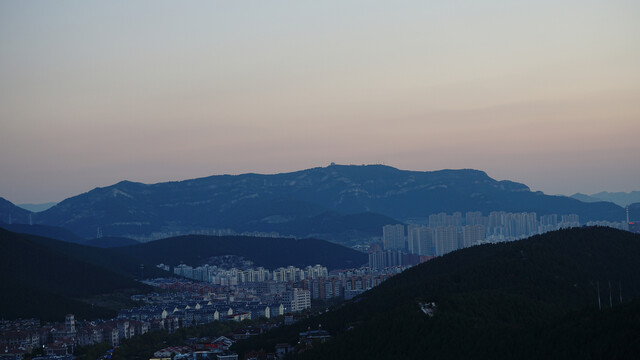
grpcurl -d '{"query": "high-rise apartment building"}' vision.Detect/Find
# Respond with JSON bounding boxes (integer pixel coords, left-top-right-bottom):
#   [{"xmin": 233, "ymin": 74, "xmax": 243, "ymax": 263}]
[
  {"xmin": 382, "ymin": 224, "xmax": 405, "ymax": 250},
  {"xmin": 435, "ymin": 226, "xmax": 458, "ymax": 256},
  {"xmin": 462, "ymin": 224, "xmax": 485, "ymax": 248},
  {"xmin": 407, "ymin": 225, "xmax": 435, "ymax": 256},
  {"xmin": 288, "ymin": 288, "xmax": 311, "ymax": 312},
  {"xmin": 465, "ymin": 211, "xmax": 483, "ymax": 226}
]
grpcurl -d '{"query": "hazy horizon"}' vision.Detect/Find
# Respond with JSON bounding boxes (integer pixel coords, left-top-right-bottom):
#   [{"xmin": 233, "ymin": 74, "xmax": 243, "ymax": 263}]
[{"xmin": 2, "ymin": 1, "xmax": 639, "ymax": 203}]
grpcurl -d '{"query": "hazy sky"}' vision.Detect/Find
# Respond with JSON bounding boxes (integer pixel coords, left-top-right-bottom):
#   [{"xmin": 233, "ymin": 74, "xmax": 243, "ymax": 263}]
[{"xmin": 1, "ymin": 1, "xmax": 639, "ymax": 204}]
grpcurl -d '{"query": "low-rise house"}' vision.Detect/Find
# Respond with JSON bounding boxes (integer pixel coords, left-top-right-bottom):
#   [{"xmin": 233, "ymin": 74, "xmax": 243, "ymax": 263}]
[
  {"xmin": 299, "ymin": 326, "xmax": 331, "ymax": 346},
  {"xmin": 153, "ymin": 346, "xmax": 192, "ymax": 358},
  {"xmin": 274, "ymin": 343, "xmax": 294, "ymax": 359},
  {"xmin": 230, "ymin": 327, "xmax": 261, "ymax": 341}
]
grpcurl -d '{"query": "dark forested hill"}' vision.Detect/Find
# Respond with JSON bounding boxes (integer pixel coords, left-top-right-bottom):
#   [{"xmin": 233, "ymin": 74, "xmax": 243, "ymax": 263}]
[
  {"xmin": 234, "ymin": 227, "xmax": 640, "ymax": 359},
  {"xmin": 0, "ymin": 222, "xmax": 87, "ymax": 244},
  {"xmin": 83, "ymin": 236, "xmax": 140, "ymax": 248},
  {"xmin": 113, "ymin": 235, "xmax": 368, "ymax": 270},
  {"xmin": 17, "ymin": 164, "xmax": 623, "ymax": 239},
  {"xmin": 0, "ymin": 228, "xmax": 155, "ymax": 321}
]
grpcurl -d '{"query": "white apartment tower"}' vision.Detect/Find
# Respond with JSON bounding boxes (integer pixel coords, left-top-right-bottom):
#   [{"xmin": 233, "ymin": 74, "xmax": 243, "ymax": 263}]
[{"xmin": 382, "ymin": 224, "xmax": 405, "ymax": 250}]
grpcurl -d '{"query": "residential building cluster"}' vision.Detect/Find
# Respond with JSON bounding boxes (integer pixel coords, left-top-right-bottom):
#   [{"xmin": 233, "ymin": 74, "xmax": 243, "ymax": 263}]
[
  {"xmin": 584, "ymin": 220, "xmax": 630, "ymax": 231},
  {"xmin": 372, "ymin": 211, "xmax": 582, "ymax": 265},
  {"xmin": 164, "ymin": 261, "xmax": 405, "ymax": 309},
  {"xmin": 119, "ymin": 285, "xmax": 287, "ymax": 328},
  {"xmin": 0, "ymin": 314, "xmax": 149, "ymax": 358},
  {"xmin": 171, "ymin": 264, "xmax": 329, "ymax": 285},
  {"xmin": 1, "ymin": 260, "xmax": 409, "ymax": 359},
  {"xmin": 150, "ymin": 335, "xmax": 239, "ymax": 360}
]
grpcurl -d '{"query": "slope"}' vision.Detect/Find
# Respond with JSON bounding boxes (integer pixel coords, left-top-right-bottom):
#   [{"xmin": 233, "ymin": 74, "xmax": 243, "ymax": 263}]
[
  {"xmin": 83, "ymin": 236, "xmax": 140, "ymax": 248},
  {"xmin": 233, "ymin": 227, "xmax": 640, "ymax": 359},
  {"xmin": 113, "ymin": 235, "xmax": 368, "ymax": 270},
  {"xmin": 0, "ymin": 222, "xmax": 87, "ymax": 244},
  {"xmin": 31, "ymin": 165, "xmax": 624, "ymax": 238},
  {"xmin": 0, "ymin": 228, "xmax": 153, "ymax": 321}
]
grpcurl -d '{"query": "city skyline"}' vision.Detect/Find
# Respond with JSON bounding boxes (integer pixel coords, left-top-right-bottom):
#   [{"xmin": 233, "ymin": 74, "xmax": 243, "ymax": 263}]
[{"xmin": 2, "ymin": 1, "xmax": 639, "ymax": 203}]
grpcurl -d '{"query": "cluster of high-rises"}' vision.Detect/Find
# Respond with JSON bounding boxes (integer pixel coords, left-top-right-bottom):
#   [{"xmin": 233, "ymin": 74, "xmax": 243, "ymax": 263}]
[
  {"xmin": 381, "ymin": 222, "xmax": 485, "ymax": 257},
  {"xmin": 378, "ymin": 211, "xmax": 582, "ymax": 259},
  {"xmin": 171, "ymin": 264, "xmax": 328, "ymax": 285},
  {"xmin": 165, "ymin": 261, "xmax": 404, "ymax": 309}
]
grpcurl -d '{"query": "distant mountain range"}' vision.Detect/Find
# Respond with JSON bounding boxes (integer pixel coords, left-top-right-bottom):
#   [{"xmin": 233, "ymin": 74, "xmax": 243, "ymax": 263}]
[
  {"xmin": 571, "ymin": 191, "xmax": 640, "ymax": 207},
  {"xmin": 16, "ymin": 201, "xmax": 58, "ymax": 212},
  {"xmin": 234, "ymin": 227, "xmax": 640, "ymax": 359},
  {"xmin": 0, "ymin": 165, "xmax": 626, "ymax": 240}
]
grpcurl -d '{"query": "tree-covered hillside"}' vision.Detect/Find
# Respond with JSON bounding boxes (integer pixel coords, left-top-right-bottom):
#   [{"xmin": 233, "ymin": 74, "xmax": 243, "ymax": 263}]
[
  {"xmin": 234, "ymin": 227, "xmax": 640, "ymax": 359},
  {"xmin": 113, "ymin": 234, "xmax": 368, "ymax": 270},
  {"xmin": 0, "ymin": 228, "xmax": 157, "ymax": 321}
]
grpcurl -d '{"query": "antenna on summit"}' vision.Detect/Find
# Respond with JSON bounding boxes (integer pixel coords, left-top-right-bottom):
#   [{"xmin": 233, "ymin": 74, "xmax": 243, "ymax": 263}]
[
  {"xmin": 609, "ymin": 280, "xmax": 613, "ymax": 308},
  {"xmin": 29, "ymin": 214, "xmax": 33, "ymax": 226},
  {"xmin": 597, "ymin": 281, "xmax": 601, "ymax": 310},
  {"xmin": 627, "ymin": 206, "xmax": 630, "ymax": 230}
]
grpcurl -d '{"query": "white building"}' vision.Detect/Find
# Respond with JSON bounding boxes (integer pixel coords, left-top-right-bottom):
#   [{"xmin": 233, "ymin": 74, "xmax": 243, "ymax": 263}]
[{"xmin": 288, "ymin": 288, "xmax": 311, "ymax": 312}]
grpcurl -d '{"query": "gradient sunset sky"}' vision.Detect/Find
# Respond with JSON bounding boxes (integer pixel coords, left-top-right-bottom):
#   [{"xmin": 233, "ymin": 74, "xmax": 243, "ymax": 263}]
[{"xmin": 1, "ymin": 1, "xmax": 639, "ymax": 204}]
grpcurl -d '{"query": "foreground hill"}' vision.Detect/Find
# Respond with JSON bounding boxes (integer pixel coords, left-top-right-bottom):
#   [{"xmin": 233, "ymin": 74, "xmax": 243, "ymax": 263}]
[
  {"xmin": 16, "ymin": 164, "xmax": 623, "ymax": 239},
  {"xmin": 83, "ymin": 236, "xmax": 140, "ymax": 248},
  {"xmin": 0, "ymin": 221, "xmax": 87, "ymax": 244},
  {"xmin": 0, "ymin": 220, "xmax": 140, "ymax": 248},
  {"xmin": 113, "ymin": 235, "xmax": 368, "ymax": 270},
  {"xmin": 234, "ymin": 227, "xmax": 640, "ymax": 359},
  {"xmin": 0, "ymin": 228, "xmax": 154, "ymax": 321}
]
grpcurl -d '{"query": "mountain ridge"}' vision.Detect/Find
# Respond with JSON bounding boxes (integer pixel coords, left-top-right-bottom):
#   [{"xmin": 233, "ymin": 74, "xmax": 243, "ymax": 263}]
[
  {"xmin": 571, "ymin": 191, "xmax": 640, "ymax": 207},
  {"xmin": 2, "ymin": 165, "xmax": 625, "ymax": 239}
]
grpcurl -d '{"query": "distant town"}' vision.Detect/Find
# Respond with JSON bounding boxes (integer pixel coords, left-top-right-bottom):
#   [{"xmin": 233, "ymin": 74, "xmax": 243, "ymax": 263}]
[
  {"xmin": 1, "ymin": 210, "xmax": 633, "ymax": 360},
  {"xmin": 369, "ymin": 211, "xmax": 629, "ymax": 269},
  {"xmin": 1, "ymin": 258, "xmax": 406, "ymax": 360}
]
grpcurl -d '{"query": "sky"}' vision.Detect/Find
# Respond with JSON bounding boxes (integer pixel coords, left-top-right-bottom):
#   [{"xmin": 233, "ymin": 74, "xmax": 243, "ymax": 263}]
[{"xmin": 1, "ymin": 1, "xmax": 639, "ymax": 204}]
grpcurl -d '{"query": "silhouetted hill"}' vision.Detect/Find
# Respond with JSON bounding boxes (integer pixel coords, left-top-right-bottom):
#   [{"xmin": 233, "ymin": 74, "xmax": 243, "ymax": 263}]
[
  {"xmin": 84, "ymin": 236, "xmax": 140, "ymax": 248},
  {"xmin": 234, "ymin": 227, "xmax": 640, "ymax": 359},
  {"xmin": 113, "ymin": 235, "xmax": 368, "ymax": 270},
  {"xmin": 28, "ymin": 165, "xmax": 624, "ymax": 238},
  {"xmin": 19, "ymin": 233, "xmax": 168, "ymax": 279},
  {"xmin": 0, "ymin": 228, "xmax": 154, "ymax": 321},
  {"xmin": 0, "ymin": 222, "xmax": 87, "ymax": 244}
]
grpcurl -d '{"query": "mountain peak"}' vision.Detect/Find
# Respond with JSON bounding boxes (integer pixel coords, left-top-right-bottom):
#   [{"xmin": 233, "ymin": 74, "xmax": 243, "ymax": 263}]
[{"xmin": 27, "ymin": 165, "xmax": 623, "ymax": 238}]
